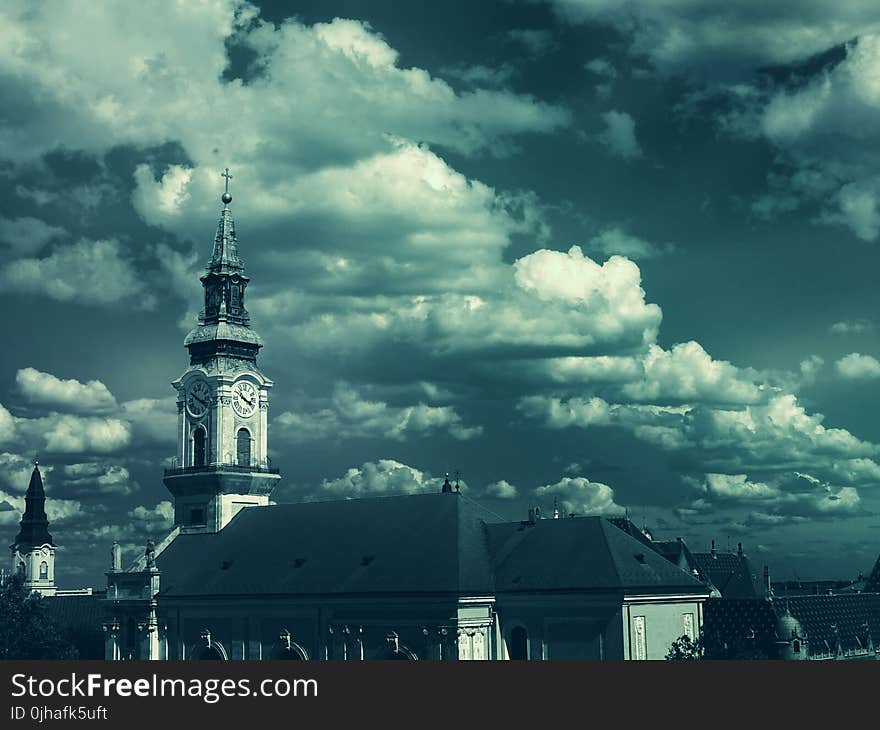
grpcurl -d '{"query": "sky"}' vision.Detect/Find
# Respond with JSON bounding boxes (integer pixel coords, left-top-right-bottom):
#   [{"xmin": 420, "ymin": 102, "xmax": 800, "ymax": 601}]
[{"xmin": 2, "ymin": 0, "xmax": 880, "ymax": 587}]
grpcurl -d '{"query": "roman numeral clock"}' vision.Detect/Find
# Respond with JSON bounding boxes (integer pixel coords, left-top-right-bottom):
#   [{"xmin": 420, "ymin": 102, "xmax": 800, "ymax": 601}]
[{"xmin": 162, "ymin": 173, "xmax": 280, "ymax": 534}]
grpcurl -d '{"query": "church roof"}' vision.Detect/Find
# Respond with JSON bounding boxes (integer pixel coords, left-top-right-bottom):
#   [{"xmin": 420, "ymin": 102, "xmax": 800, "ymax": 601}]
[
  {"xmin": 157, "ymin": 493, "xmax": 497, "ymax": 598},
  {"xmin": 691, "ymin": 551, "xmax": 763, "ymax": 599},
  {"xmin": 782, "ymin": 594, "xmax": 880, "ymax": 656},
  {"xmin": 486, "ymin": 516, "xmax": 709, "ymax": 595},
  {"xmin": 155, "ymin": 496, "xmax": 710, "ymax": 600}
]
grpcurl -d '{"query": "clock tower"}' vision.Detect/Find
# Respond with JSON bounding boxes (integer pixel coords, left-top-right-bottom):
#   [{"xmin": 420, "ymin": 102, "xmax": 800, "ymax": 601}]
[{"xmin": 163, "ymin": 171, "xmax": 280, "ymax": 533}]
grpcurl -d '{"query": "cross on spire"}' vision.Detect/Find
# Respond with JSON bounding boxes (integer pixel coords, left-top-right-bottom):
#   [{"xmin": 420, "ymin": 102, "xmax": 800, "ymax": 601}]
[{"xmin": 222, "ymin": 167, "xmax": 233, "ymax": 194}]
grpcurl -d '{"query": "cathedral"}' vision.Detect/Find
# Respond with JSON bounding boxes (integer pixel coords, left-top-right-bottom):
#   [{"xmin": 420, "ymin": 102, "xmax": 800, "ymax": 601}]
[{"xmin": 12, "ymin": 175, "xmax": 878, "ymax": 661}]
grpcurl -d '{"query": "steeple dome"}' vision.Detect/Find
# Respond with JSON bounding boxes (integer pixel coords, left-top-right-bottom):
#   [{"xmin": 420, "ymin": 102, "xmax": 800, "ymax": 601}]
[{"xmin": 13, "ymin": 462, "xmax": 54, "ymax": 548}]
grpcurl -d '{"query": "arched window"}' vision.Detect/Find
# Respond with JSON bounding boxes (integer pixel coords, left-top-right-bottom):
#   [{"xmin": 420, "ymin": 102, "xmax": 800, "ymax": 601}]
[
  {"xmin": 193, "ymin": 427, "xmax": 206, "ymax": 467},
  {"xmin": 17, "ymin": 561, "xmax": 25, "ymax": 576},
  {"xmin": 39, "ymin": 561, "xmax": 48, "ymax": 580},
  {"xmin": 236, "ymin": 428, "xmax": 251, "ymax": 467},
  {"xmin": 199, "ymin": 645, "xmax": 226, "ymax": 660},
  {"xmin": 508, "ymin": 626, "xmax": 528, "ymax": 660}
]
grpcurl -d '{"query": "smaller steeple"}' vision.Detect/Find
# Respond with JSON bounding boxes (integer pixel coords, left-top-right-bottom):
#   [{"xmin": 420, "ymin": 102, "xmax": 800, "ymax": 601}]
[
  {"xmin": 14, "ymin": 461, "xmax": 54, "ymax": 548},
  {"xmin": 441, "ymin": 473, "xmax": 454, "ymax": 494}
]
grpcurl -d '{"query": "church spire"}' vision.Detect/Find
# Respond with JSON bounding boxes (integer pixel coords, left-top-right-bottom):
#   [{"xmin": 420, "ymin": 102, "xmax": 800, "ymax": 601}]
[
  {"xmin": 14, "ymin": 461, "xmax": 54, "ymax": 548},
  {"xmin": 208, "ymin": 169, "xmax": 243, "ymax": 274}
]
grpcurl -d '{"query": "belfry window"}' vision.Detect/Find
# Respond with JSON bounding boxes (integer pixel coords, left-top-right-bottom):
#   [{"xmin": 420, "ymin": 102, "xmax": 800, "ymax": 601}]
[
  {"xmin": 236, "ymin": 428, "xmax": 251, "ymax": 467},
  {"xmin": 508, "ymin": 626, "xmax": 528, "ymax": 660},
  {"xmin": 39, "ymin": 561, "xmax": 48, "ymax": 579},
  {"xmin": 193, "ymin": 427, "xmax": 206, "ymax": 467}
]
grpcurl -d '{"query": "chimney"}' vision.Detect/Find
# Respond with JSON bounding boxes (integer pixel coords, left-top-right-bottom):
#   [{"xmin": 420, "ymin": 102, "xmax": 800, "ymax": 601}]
[
  {"xmin": 710, "ymin": 539, "xmax": 716, "ymax": 558},
  {"xmin": 534, "ymin": 506, "xmax": 541, "ymax": 520},
  {"xmin": 527, "ymin": 508, "xmax": 536, "ymax": 524},
  {"xmin": 763, "ymin": 565, "xmax": 771, "ymax": 597},
  {"xmin": 111, "ymin": 541, "xmax": 122, "ymax": 572},
  {"xmin": 737, "ymin": 542, "xmax": 743, "ymax": 557}
]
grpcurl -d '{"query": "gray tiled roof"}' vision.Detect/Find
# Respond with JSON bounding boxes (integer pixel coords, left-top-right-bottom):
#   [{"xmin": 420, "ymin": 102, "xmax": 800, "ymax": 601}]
[
  {"xmin": 157, "ymin": 493, "xmax": 497, "ymax": 598},
  {"xmin": 156, "ymin": 496, "xmax": 710, "ymax": 599},
  {"xmin": 486, "ymin": 516, "xmax": 709, "ymax": 594}
]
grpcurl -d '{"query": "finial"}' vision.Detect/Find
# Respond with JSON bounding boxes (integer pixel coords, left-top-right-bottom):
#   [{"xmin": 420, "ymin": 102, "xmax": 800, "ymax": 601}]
[{"xmin": 221, "ymin": 167, "xmax": 233, "ymax": 205}]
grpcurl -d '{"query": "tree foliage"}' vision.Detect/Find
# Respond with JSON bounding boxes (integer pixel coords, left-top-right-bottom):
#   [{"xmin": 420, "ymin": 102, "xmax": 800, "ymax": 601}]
[
  {"xmin": 0, "ymin": 574, "xmax": 78, "ymax": 659},
  {"xmin": 665, "ymin": 634, "xmax": 704, "ymax": 660}
]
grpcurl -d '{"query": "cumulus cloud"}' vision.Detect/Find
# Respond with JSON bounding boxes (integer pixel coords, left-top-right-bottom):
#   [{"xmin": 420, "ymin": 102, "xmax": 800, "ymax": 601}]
[
  {"xmin": 0, "ymin": 239, "xmax": 151, "ymax": 307},
  {"xmin": 681, "ymin": 472, "xmax": 863, "ymax": 524},
  {"xmin": 275, "ymin": 383, "xmax": 481, "ymax": 444},
  {"xmin": 484, "ymin": 479, "xmax": 519, "ymax": 499},
  {"xmin": 16, "ymin": 367, "xmax": 117, "ymax": 414},
  {"xmin": 598, "ymin": 110, "xmax": 642, "ymax": 160},
  {"xmin": 128, "ymin": 500, "xmax": 174, "ymax": 532},
  {"xmin": 14, "ymin": 412, "xmax": 131, "ymax": 455},
  {"xmin": 830, "ymin": 319, "xmax": 874, "ymax": 336},
  {"xmin": 61, "ymin": 463, "xmax": 138, "ymax": 496},
  {"xmin": 520, "ymin": 393, "xmax": 880, "ymax": 485},
  {"xmin": 318, "ymin": 459, "xmax": 438, "ymax": 498},
  {"xmin": 836, "ymin": 352, "xmax": 880, "ymax": 379},
  {"xmin": 534, "ymin": 476, "xmax": 624, "ymax": 516},
  {"xmin": 120, "ymin": 398, "xmax": 177, "ymax": 446}
]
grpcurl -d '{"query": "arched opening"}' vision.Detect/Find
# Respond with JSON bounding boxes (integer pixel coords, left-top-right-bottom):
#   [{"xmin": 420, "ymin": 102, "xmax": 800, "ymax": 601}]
[
  {"xmin": 198, "ymin": 645, "xmax": 226, "ymax": 660},
  {"xmin": 192, "ymin": 427, "xmax": 206, "ymax": 467},
  {"xmin": 236, "ymin": 428, "xmax": 251, "ymax": 467},
  {"xmin": 39, "ymin": 561, "xmax": 48, "ymax": 580},
  {"xmin": 508, "ymin": 626, "xmax": 528, "ymax": 660}
]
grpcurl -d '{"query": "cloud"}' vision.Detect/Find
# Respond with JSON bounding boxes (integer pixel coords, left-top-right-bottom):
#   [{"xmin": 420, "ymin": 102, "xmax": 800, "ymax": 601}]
[
  {"xmin": 831, "ymin": 319, "xmax": 875, "ymax": 337},
  {"xmin": 836, "ymin": 352, "xmax": 880, "ymax": 379},
  {"xmin": 318, "ymin": 459, "xmax": 439, "ymax": 498},
  {"xmin": 0, "ymin": 216, "xmax": 65, "ymax": 256},
  {"xmin": 119, "ymin": 398, "xmax": 177, "ymax": 446},
  {"xmin": 620, "ymin": 342, "xmax": 763, "ymax": 405},
  {"xmin": 274, "ymin": 383, "xmax": 482, "ymax": 444},
  {"xmin": 598, "ymin": 110, "xmax": 642, "ymax": 160},
  {"xmin": 16, "ymin": 367, "xmax": 117, "ymax": 414},
  {"xmin": 544, "ymin": 0, "xmax": 880, "ymax": 78},
  {"xmin": 14, "ymin": 412, "xmax": 131, "ymax": 455},
  {"xmin": 520, "ymin": 393, "xmax": 880, "ymax": 485},
  {"xmin": 534, "ymin": 476, "xmax": 624, "ymax": 516},
  {"xmin": 682, "ymin": 472, "xmax": 863, "ymax": 523},
  {"xmin": 60, "ymin": 463, "xmax": 139, "ymax": 497},
  {"xmin": 128, "ymin": 500, "xmax": 174, "ymax": 532},
  {"xmin": 0, "ymin": 238, "xmax": 151, "ymax": 307},
  {"xmin": 586, "ymin": 227, "xmax": 673, "ymax": 260},
  {"xmin": 483, "ymin": 479, "xmax": 518, "ymax": 499},
  {"xmin": 507, "ymin": 29, "xmax": 556, "ymax": 56}
]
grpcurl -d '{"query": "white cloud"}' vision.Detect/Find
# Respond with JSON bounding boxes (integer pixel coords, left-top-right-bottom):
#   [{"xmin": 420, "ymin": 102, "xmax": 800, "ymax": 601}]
[
  {"xmin": 318, "ymin": 459, "xmax": 438, "ymax": 498},
  {"xmin": 534, "ymin": 476, "xmax": 624, "ymax": 516},
  {"xmin": 520, "ymin": 392, "xmax": 880, "ymax": 485},
  {"xmin": 0, "ymin": 238, "xmax": 151, "ymax": 307},
  {"xmin": 621, "ymin": 342, "xmax": 762, "ymax": 404},
  {"xmin": 14, "ymin": 412, "xmax": 131, "ymax": 455},
  {"xmin": 836, "ymin": 352, "xmax": 880, "ymax": 379},
  {"xmin": 61, "ymin": 463, "xmax": 138, "ymax": 496},
  {"xmin": 484, "ymin": 479, "xmax": 518, "ymax": 499},
  {"xmin": 275, "ymin": 383, "xmax": 481, "ymax": 444},
  {"xmin": 830, "ymin": 319, "xmax": 874, "ymax": 336},
  {"xmin": 598, "ymin": 110, "xmax": 642, "ymax": 160},
  {"xmin": 16, "ymin": 367, "xmax": 117, "ymax": 414},
  {"xmin": 120, "ymin": 398, "xmax": 177, "ymax": 446},
  {"xmin": 129, "ymin": 500, "xmax": 174, "ymax": 532}
]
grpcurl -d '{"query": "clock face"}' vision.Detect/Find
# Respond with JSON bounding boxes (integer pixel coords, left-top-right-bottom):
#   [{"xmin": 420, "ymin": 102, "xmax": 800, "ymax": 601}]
[
  {"xmin": 232, "ymin": 380, "xmax": 257, "ymax": 418},
  {"xmin": 186, "ymin": 380, "xmax": 211, "ymax": 418}
]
